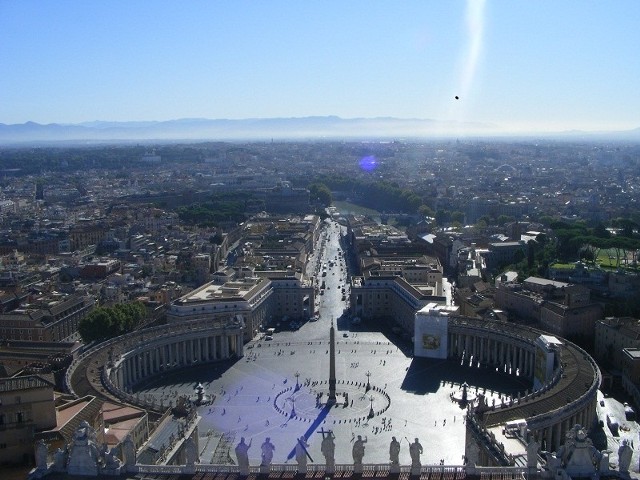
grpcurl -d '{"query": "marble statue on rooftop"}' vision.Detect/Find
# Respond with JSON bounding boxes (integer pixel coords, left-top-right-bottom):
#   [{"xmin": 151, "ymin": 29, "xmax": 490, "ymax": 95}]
[
  {"xmin": 103, "ymin": 447, "xmax": 122, "ymax": 475},
  {"xmin": 295, "ymin": 436, "xmax": 310, "ymax": 472},
  {"xmin": 35, "ymin": 440, "xmax": 48, "ymax": 470},
  {"xmin": 618, "ymin": 439, "xmax": 633, "ymax": 474},
  {"xmin": 261, "ymin": 437, "xmax": 275, "ymax": 466},
  {"xmin": 321, "ymin": 430, "xmax": 335, "ymax": 471},
  {"xmin": 352, "ymin": 435, "xmax": 367, "ymax": 466},
  {"xmin": 67, "ymin": 421, "xmax": 100, "ymax": 476},
  {"xmin": 544, "ymin": 424, "xmax": 603, "ymax": 479},
  {"xmin": 184, "ymin": 437, "xmax": 199, "ymax": 466},
  {"xmin": 235, "ymin": 437, "xmax": 251, "ymax": 473},
  {"xmin": 53, "ymin": 447, "xmax": 67, "ymax": 472},
  {"xmin": 409, "ymin": 438, "xmax": 423, "ymax": 468},
  {"xmin": 389, "ymin": 436, "xmax": 400, "ymax": 466}
]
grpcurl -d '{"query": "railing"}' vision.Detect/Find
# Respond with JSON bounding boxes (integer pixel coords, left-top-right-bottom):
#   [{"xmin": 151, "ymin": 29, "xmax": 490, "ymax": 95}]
[
  {"xmin": 131, "ymin": 463, "xmax": 468, "ymax": 475},
  {"xmin": 450, "ymin": 318, "xmax": 600, "ymax": 432}
]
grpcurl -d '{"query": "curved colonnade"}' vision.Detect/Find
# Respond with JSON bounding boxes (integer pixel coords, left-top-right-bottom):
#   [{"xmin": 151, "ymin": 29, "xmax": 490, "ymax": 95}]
[
  {"xmin": 65, "ymin": 318, "xmax": 244, "ymax": 409},
  {"xmin": 447, "ymin": 316, "xmax": 600, "ymax": 457},
  {"xmin": 67, "ymin": 315, "xmax": 599, "ymax": 459}
]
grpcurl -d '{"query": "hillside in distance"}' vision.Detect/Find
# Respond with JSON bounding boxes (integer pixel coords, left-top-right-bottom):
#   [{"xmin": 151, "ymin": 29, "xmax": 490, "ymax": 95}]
[
  {"xmin": 1, "ymin": 117, "xmax": 639, "ymax": 145},
  {"xmin": 0, "ymin": 117, "xmax": 498, "ymax": 144}
]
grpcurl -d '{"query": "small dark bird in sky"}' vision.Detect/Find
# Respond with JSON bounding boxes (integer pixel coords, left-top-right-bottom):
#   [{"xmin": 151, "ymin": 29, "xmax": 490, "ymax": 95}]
[{"xmin": 455, "ymin": 96, "xmax": 459, "ymax": 100}]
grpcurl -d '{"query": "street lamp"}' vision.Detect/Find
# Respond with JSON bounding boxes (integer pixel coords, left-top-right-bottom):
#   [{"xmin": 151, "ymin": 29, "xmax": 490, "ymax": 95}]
[
  {"xmin": 295, "ymin": 371, "xmax": 300, "ymax": 391},
  {"xmin": 368, "ymin": 396, "xmax": 374, "ymax": 419},
  {"xmin": 366, "ymin": 371, "xmax": 371, "ymax": 392}
]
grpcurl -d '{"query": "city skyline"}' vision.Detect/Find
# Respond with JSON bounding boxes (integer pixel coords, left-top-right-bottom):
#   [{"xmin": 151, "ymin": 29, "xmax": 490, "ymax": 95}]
[{"xmin": 1, "ymin": 1, "xmax": 639, "ymax": 134}]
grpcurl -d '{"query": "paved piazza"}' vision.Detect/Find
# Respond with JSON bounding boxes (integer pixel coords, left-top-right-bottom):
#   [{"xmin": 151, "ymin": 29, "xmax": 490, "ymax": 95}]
[{"xmin": 134, "ymin": 324, "xmax": 529, "ymax": 467}]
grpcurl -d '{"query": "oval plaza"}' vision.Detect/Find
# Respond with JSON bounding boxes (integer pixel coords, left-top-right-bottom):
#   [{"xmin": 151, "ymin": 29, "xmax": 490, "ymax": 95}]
[{"xmin": 68, "ymin": 298, "xmax": 600, "ymax": 474}]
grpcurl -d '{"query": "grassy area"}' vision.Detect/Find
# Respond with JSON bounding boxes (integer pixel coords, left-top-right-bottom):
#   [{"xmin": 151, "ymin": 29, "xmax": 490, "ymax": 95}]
[
  {"xmin": 550, "ymin": 263, "xmax": 575, "ymax": 270},
  {"xmin": 597, "ymin": 248, "xmax": 632, "ymax": 269},
  {"xmin": 332, "ymin": 200, "xmax": 381, "ymax": 217}
]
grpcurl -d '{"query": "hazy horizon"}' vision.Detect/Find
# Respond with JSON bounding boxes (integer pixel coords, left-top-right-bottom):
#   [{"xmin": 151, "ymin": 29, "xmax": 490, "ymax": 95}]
[
  {"xmin": 2, "ymin": 115, "xmax": 639, "ymax": 146},
  {"xmin": 1, "ymin": 1, "xmax": 639, "ymax": 133}
]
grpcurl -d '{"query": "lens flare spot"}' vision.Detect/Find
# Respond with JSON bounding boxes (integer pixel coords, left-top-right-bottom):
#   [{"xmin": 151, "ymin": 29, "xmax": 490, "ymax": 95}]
[{"xmin": 359, "ymin": 155, "xmax": 377, "ymax": 172}]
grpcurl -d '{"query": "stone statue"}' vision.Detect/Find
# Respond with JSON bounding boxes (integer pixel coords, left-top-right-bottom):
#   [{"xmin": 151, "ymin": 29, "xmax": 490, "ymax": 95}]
[
  {"xmin": 389, "ymin": 437, "xmax": 400, "ymax": 465},
  {"xmin": 409, "ymin": 438, "xmax": 423, "ymax": 468},
  {"xmin": 67, "ymin": 421, "xmax": 100, "ymax": 476},
  {"xmin": 526, "ymin": 437, "xmax": 539, "ymax": 469},
  {"xmin": 321, "ymin": 431, "xmax": 335, "ymax": 467},
  {"xmin": 598, "ymin": 450, "xmax": 610, "ymax": 473},
  {"xmin": 261, "ymin": 437, "xmax": 275, "ymax": 466},
  {"xmin": 53, "ymin": 447, "xmax": 67, "ymax": 472},
  {"xmin": 122, "ymin": 435, "xmax": 136, "ymax": 468},
  {"xmin": 352, "ymin": 435, "xmax": 367, "ymax": 465},
  {"xmin": 544, "ymin": 451, "xmax": 562, "ymax": 474},
  {"xmin": 184, "ymin": 437, "xmax": 199, "ymax": 466},
  {"xmin": 618, "ymin": 439, "xmax": 633, "ymax": 474},
  {"xmin": 545, "ymin": 424, "xmax": 602, "ymax": 479},
  {"xmin": 103, "ymin": 447, "xmax": 122, "ymax": 472},
  {"xmin": 35, "ymin": 440, "xmax": 48, "ymax": 470},
  {"xmin": 235, "ymin": 437, "xmax": 251, "ymax": 472},
  {"xmin": 295, "ymin": 436, "xmax": 310, "ymax": 470}
]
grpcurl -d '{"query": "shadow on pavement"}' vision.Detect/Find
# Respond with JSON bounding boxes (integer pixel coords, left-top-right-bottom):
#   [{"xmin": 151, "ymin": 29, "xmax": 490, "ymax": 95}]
[{"xmin": 400, "ymin": 357, "xmax": 531, "ymax": 395}]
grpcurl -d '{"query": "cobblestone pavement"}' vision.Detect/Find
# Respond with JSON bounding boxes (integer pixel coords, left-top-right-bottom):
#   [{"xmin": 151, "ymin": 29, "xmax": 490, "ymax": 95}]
[{"xmin": 136, "ymin": 328, "xmax": 529, "ymax": 467}]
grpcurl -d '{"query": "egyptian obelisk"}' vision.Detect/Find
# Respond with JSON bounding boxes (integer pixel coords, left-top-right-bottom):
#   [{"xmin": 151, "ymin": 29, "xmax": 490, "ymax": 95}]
[{"xmin": 328, "ymin": 318, "xmax": 337, "ymax": 403}]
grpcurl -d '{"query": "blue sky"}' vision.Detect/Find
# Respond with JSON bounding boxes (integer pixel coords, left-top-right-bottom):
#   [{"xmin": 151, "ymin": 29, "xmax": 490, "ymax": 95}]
[{"xmin": 1, "ymin": 0, "xmax": 639, "ymax": 132}]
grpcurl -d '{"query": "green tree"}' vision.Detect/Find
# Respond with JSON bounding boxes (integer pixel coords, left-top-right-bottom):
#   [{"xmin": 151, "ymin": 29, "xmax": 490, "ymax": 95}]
[
  {"xmin": 78, "ymin": 302, "xmax": 147, "ymax": 343},
  {"xmin": 78, "ymin": 308, "xmax": 113, "ymax": 342},
  {"xmin": 497, "ymin": 214, "xmax": 514, "ymax": 226},
  {"xmin": 418, "ymin": 204, "xmax": 435, "ymax": 218},
  {"xmin": 308, "ymin": 182, "xmax": 333, "ymax": 207},
  {"xmin": 435, "ymin": 210, "xmax": 451, "ymax": 226},
  {"xmin": 451, "ymin": 211, "xmax": 465, "ymax": 225}
]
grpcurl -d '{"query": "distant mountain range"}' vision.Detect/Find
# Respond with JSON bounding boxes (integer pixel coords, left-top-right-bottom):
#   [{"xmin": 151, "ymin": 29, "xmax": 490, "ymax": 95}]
[{"xmin": 0, "ymin": 117, "xmax": 638, "ymax": 145}]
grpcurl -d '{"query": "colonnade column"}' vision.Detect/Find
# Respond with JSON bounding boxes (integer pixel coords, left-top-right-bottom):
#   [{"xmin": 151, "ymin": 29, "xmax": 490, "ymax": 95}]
[
  {"xmin": 553, "ymin": 422, "xmax": 563, "ymax": 451},
  {"xmin": 125, "ymin": 358, "xmax": 131, "ymax": 387},
  {"xmin": 236, "ymin": 334, "xmax": 243, "ymax": 357}
]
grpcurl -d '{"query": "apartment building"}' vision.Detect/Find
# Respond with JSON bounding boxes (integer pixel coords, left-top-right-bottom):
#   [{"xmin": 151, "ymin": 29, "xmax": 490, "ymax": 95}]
[
  {"xmin": 0, "ymin": 293, "xmax": 95, "ymax": 342},
  {"xmin": 0, "ymin": 375, "xmax": 56, "ymax": 465},
  {"xmin": 496, "ymin": 277, "xmax": 603, "ymax": 339}
]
